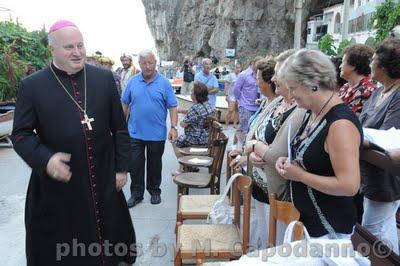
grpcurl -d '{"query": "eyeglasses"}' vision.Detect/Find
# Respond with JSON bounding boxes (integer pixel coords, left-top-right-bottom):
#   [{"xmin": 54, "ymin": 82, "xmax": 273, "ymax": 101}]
[{"xmin": 139, "ymin": 61, "xmax": 156, "ymax": 66}]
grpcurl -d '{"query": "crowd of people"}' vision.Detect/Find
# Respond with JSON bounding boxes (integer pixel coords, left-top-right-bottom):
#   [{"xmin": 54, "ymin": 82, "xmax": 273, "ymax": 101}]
[
  {"xmin": 10, "ymin": 18, "xmax": 400, "ymax": 265},
  {"xmin": 230, "ymin": 40, "xmax": 400, "ymax": 253}
]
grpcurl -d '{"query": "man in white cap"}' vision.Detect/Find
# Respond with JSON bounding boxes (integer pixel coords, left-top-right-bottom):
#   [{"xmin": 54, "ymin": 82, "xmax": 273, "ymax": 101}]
[
  {"xmin": 11, "ymin": 20, "xmax": 136, "ymax": 265},
  {"xmin": 118, "ymin": 54, "xmax": 137, "ymax": 95}
]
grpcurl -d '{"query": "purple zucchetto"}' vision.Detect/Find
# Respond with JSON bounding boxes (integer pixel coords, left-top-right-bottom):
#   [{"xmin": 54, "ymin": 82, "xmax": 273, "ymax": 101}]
[{"xmin": 49, "ymin": 20, "xmax": 77, "ymax": 33}]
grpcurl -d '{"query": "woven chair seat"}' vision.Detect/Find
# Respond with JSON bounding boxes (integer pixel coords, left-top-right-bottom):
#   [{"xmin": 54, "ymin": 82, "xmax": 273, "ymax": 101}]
[
  {"xmin": 178, "ymin": 224, "xmax": 241, "ymax": 253},
  {"xmin": 178, "ymin": 146, "xmax": 209, "ymax": 156},
  {"xmin": 173, "ymin": 172, "xmax": 212, "ymax": 187},
  {"xmin": 180, "ymin": 195, "xmax": 229, "ymax": 215},
  {"xmin": 178, "ymin": 155, "xmax": 213, "ymax": 167}
]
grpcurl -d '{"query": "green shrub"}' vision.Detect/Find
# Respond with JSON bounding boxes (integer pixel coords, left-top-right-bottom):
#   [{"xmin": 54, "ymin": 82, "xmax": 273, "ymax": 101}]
[
  {"xmin": 0, "ymin": 21, "xmax": 51, "ymax": 101},
  {"xmin": 371, "ymin": 0, "xmax": 400, "ymax": 42}
]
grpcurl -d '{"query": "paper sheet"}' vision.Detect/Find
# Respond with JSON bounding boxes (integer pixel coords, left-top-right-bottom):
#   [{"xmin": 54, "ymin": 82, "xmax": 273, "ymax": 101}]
[
  {"xmin": 287, "ymin": 121, "xmax": 292, "ymax": 163},
  {"xmin": 188, "ymin": 158, "xmax": 211, "ymax": 164},
  {"xmin": 189, "ymin": 147, "xmax": 208, "ymax": 153},
  {"xmin": 363, "ymin": 127, "xmax": 400, "ymax": 151}
]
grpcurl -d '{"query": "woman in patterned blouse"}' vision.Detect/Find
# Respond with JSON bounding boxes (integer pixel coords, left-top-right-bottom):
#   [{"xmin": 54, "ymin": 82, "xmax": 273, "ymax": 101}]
[
  {"xmin": 172, "ymin": 81, "xmax": 215, "ymax": 174},
  {"xmin": 339, "ymin": 44, "xmax": 377, "ymax": 115},
  {"xmin": 359, "ymin": 39, "xmax": 400, "ymax": 253}
]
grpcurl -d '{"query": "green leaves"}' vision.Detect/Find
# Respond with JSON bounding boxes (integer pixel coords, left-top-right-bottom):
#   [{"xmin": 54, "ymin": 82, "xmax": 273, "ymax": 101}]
[
  {"xmin": 371, "ymin": 0, "xmax": 400, "ymax": 42},
  {"xmin": 336, "ymin": 39, "xmax": 353, "ymax": 57},
  {"xmin": 318, "ymin": 34, "xmax": 337, "ymax": 56},
  {"xmin": 318, "ymin": 35, "xmax": 352, "ymax": 57},
  {"xmin": 0, "ymin": 21, "xmax": 51, "ymax": 101}
]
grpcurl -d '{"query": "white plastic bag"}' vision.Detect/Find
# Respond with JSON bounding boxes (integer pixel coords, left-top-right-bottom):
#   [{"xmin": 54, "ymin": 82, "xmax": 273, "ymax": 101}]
[
  {"xmin": 283, "ymin": 220, "xmax": 310, "ymax": 243},
  {"xmin": 207, "ymin": 173, "xmax": 242, "ymax": 224},
  {"xmin": 219, "ymin": 221, "xmax": 371, "ymax": 265}
]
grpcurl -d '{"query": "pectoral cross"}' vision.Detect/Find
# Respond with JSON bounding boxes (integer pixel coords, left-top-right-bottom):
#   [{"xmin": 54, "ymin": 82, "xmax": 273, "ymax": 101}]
[{"xmin": 81, "ymin": 113, "xmax": 95, "ymax": 130}]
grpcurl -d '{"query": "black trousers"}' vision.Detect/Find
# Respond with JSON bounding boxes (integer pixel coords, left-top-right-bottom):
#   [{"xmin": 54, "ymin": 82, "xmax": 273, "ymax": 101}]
[{"xmin": 130, "ymin": 138, "xmax": 165, "ymax": 198}]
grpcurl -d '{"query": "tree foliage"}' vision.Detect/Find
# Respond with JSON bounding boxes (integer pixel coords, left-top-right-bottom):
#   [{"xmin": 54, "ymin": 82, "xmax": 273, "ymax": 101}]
[
  {"xmin": 318, "ymin": 34, "xmax": 353, "ymax": 57},
  {"xmin": 336, "ymin": 39, "xmax": 353, "ymax": 57},
  {"xmin": 0, "ymin": 21, "xmax": 51, "ymax": 101},
  {"xmin": 318, "ymin": 34, "xmax": 337, "ymax": 56},
  {"xmin": 371, "ymin": 0, "xmax": 400, "ymax": 42}
]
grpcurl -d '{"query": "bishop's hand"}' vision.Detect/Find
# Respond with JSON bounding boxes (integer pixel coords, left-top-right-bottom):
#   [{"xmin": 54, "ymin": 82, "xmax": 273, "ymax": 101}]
[
  {"xmin": 116, "ymin": 172, "xmax": 128, "ymax": 191},
  {"xmin": 46, "ymin": 152, "xmax": 72, "ymax": 182}
]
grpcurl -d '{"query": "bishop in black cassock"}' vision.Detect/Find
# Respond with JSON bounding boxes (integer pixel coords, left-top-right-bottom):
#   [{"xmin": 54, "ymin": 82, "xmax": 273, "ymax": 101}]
[{"xmin": 11, "ymin": 20, "xmax": 136, "ymax": 266}]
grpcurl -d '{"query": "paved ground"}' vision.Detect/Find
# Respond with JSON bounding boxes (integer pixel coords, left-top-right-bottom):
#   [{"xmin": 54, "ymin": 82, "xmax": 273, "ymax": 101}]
[{"xmin": 0, "ymin": 121, "xmax": 236, "ymax": 266}]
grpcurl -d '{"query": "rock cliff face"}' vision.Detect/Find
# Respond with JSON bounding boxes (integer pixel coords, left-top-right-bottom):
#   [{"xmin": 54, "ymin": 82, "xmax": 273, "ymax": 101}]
[{"xmin": 142, "ymin": 0, "xmax": 333, "ymax": 62}]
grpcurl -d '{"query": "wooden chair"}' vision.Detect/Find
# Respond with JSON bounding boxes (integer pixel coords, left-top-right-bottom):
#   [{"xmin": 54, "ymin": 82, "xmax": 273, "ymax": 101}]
[
  {"xmin": 178, "ymin": 122, "xmax": 223, "ymax": 171},
  {"xmin": 178, "ymin": 119, "xmax": 223, "ymax": 157},
  {"xmin": 397, "ymin": 209, "xmax": 400, "ymax": 229},
  {"xmin": 226, "ymin": 150, "xmax": 234, "ymax": 183},
  {"xmin": 175, "ymin": 175, "xmax": 252, "ymax": 266},
  {"xmin": 361, "ymin": 147, "xmax": 400, "ymax": 176},
  {"xmin": 268, "ymin": 193, "xmax": 303, "ymax": 247},
  {"xmin": 351, "ymin": 223, "xmax": 400, "ymax": 266},
  {"xmin": 215, "ymin": 109, "xmax": 222, "ymax": 121},
  {"xmin": 361, "ymin": 147, "xmax": 400, "ymax": 229},
  {"xmin": 173, "ymin": 132, "xmax": 228, "ymax": 196},
  {"xmin": 176, "ymin": 166, "xmax": 241, "ymax": 232}
]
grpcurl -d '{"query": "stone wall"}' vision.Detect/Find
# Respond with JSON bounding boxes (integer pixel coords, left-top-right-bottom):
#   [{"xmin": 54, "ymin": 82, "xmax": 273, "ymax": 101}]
[{"xmin": 142, "ymin": 0, "xmax": 338, "ymax": 62}]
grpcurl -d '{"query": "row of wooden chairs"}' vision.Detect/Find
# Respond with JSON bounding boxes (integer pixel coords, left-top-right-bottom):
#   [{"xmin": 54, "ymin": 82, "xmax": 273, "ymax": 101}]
[
  {"xmin": 175, "ymin": 174, "xmax": 252, "ymax": 265},
  {"xmin": 179, "ymin": 112, "xmax": 222, "ymax": 157},
  {"xmin": 172, "ymin": 115, "xmax": 227, "ymax": 236},
  {"xmin": 177, "ymin": 121, "xmax": 224, "ymax": 175},
  {"xmin": 172, "ymin": 116, "xmax": 305, "ymax": 264},
  {"xmin": 173, "ymin": 115, "xmax": 227, "ymax": 196},
  {"xmin": 173, "ymin": 141, "xmax": 305, "ymax": 264},
  {"xmin": 174, "ymin": 129, "xmax": 227, "ymax": 197},
  {"xmin": 173, "ymin": 115, "xmax": 243, "ymax": 265},
  {"xmin": 173, "ymin": 142, "xmax": 400, "ymax": 265}
]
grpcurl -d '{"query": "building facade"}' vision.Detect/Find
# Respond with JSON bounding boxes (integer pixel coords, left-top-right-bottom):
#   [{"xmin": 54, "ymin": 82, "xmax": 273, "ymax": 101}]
[{"xmin": 306, "ymin": 0, "xmax": 387, "ymax": 49}]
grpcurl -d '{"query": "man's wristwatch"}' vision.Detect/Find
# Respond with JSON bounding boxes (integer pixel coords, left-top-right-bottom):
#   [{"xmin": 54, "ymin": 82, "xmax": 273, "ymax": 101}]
[{"xmin": 171, "ymin": 125, "xmax": 177, "ymax": 130}]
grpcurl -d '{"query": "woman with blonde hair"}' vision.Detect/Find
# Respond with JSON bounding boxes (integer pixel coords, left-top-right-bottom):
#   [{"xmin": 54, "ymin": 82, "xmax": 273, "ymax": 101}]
[
  {"xmin": 276, "ymin": 49, "xmax": 362, "ymax": 239},
  {"xmin": 244, "ymin": 50, "xmax": 306, "ymax": 247}
]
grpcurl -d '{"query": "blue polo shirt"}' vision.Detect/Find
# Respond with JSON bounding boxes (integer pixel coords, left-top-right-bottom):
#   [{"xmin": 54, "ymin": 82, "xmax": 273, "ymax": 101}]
[
  {"xmin": 194, "ymin": 71, "xmax": 219, "ymax": 107},
  {"xmin": 121, "ymin": 72, "xmax": 178, "ymax": 141}
]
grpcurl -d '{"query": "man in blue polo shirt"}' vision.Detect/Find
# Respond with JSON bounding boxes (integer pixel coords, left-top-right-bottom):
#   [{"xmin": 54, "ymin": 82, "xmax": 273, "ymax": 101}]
[
  {"xmin": 194, "ymin": 58, "xmax": 219, "ymax": 107},
  {"xmin": 121, "ymin": 50, "xmax": 178, "ymax": 207}
]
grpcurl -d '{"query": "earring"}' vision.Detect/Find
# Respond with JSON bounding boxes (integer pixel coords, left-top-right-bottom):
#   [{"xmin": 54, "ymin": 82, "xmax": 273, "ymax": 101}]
[{"xmin": 312, "ymin": 87, "xmax": 318, "ymax": 92}]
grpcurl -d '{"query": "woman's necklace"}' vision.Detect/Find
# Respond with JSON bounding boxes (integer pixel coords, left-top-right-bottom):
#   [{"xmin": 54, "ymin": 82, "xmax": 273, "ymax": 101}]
[
  {"xmin": 375, "ymin": 79, "xmax": 400, "ymax": 108},
  {"xmin": 274, "ymin": 99, "xmax": 295, "ymax": 116},
  {"xmin": 303, "ymin": 92, "xmax": 334, "ymax": 137}
]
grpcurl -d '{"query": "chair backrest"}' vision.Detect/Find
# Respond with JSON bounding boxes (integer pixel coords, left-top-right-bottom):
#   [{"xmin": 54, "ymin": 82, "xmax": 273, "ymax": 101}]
[
  {"xmin": 268, "ymin": 193, "xmax": 301, "ymax": 247},
  {"xmin": 205, "ymin": 115, "xmax": 217, "ymax": 132},
  {"xmin": 225, "ymin": 163, "xmax": 241, "ymax": 205},
  {"xmin": 207, "ymin": 120, "xmax": 223, "ymax": 150},
  {"xmin": 209, "ymin": 132, "xmax": 228, "ymax": 194},
  {"xmin": 361, "ymin": 148, "xmax": 400, "ymax": 176},
  {"xmin": 351, "ymin": 223, "xmax": 400, "ymax": 266},
  {"xmin": 397, "ymin": 209, "xmax": 400, "ymax": 229},
  {"xmin": 214, "ymin": 109, "xmax": 222, "ymax": 121},
  {"xmin": 246, "ymin": 157, "xmax": 254, "ymax": 178},
  {"xmin": 231, "ymin": 174, "xmax": 252, "ymax": 254},
  {"xmin": 226, "ymin": 152, "xmax": 233, "ymax": 183}
]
